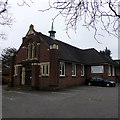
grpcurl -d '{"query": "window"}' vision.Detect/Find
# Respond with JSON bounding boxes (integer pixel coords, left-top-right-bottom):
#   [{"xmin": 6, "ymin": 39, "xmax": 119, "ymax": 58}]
[
  {"xmin": 30, "ymin": 44, "xmax": 32, "ymax": 59},
  {"xmin": 32, "ymin": 43, "xmax": 36, "ymax": 59},
  {"xmin": 112, "ymin": 66, "xmax": 115, "ymax": 76},
  {"xmin": 27, "ymin": 42, "xmax": 36, "ymax": 59},
  {"xmin": 41, "ymin": 64, "xmax": 49, "ymax": 76},
  {"xmin": 91, "ymin": 66, "xmax": 104, "ymax": 73},
  {"xmin": 46, "ymin": 64, "xmax": 49, "ymax": 75},
  {"xmin": 108, "ymin": 65, "xmax": 115, "ymax": 76},
  {"xmin": 14, "ymin": 65, "xmax": 18, "ymax": 76},
  {"xmin": 60, "ymin": 62, "xmax": 65, "ymax": 76},
  {"xmin": 108, "ymin": 65, "xmax": 112, "ymax": 76},
  {"xmin": 33, "ymin": 45, "xmax": 36, "ymax": 58},
  {"xmin": 72, "ymin": 64, "xmax": 76, "ymax": 76},
  {"xmin": 81, "ymin": 65, "xmax": 85, "ymax": 76},
  {"xmin": 41, "ymin": 65, "xmax": 45, "ymax": 75}
]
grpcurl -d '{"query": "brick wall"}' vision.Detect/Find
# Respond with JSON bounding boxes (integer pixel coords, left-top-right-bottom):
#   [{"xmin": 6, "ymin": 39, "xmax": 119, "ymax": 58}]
[
  {"xmin": 59, "ymin": 63, "xmax": 86, "ymax": 89},
  {"xmin": 86, "ymin": 65, "xmax": 116, "ymax": 81}
]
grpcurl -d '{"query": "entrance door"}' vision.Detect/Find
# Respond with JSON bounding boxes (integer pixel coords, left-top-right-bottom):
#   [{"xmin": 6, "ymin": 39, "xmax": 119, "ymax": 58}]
[{"xmin": 25, "ymin": 70, "xmax": 32, "ymax": 85}]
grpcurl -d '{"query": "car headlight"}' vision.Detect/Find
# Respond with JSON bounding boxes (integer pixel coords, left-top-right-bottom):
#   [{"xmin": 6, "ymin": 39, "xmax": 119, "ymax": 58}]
[{"xmin": 110, "ymin": 81, "xmax": 115, "ymax": 83}]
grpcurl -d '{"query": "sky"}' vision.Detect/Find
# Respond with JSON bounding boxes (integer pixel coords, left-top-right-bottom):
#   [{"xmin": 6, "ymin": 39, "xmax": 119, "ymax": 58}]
[{"xmin": 0, "ymin": 0, "xmax": 118, "ymax": 59}]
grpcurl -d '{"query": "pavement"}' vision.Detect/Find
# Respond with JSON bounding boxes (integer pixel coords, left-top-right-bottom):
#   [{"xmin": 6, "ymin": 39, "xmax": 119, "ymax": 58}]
[{"xmin": 2, "ymin": 84, "xmax": 119, "ymax": 118}]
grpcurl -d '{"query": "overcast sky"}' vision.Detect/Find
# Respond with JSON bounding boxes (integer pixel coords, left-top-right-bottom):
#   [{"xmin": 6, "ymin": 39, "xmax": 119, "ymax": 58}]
[{"xmin": 0, "ymin": 0, "xmax": 118, "ymax": 59}]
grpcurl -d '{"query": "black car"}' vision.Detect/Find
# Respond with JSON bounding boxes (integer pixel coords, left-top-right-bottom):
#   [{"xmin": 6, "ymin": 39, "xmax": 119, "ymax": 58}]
[{"xmin": 87, "ymin": 77, "xmax": 116, "ymax": 87}]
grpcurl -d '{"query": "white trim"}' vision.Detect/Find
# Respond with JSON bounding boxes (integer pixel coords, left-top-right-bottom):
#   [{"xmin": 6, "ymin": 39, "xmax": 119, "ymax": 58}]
[
  {"xmin": 37, "ymin": 43, "xmax": 40, "ymax": 45},
  {"xmin": 72, "ymin": 64, "xmax": 76, "ymax": 76},
  {"xmin": 21, "ymin": 67, "xmax": 25, "ymax": 85},
  {"xmin": 22, "ymin": 46, "xmax": 26, "ymax": 48},
  {"xmin": 112, "ymin": 65, "xmax": 115, "ymax": 76},
  {"xmin": 14, "ymin": 64, "xmax": 22, "ymax": 76},
  {"xmin": 27, "ymin": 42, "xmax": 37, "ymax": 60},
  {"xmin": 40, "ymin": 62, "xmax": 50, "ymax": 76},
  {"xmin": 81, "ymin": 64, "xmax": 85, "ymax": 76},
  {"xmin": 108, "ymin": 65, "xmax": 112, "ymax": 76},
  {"xmin": 60, "ymin": 62, "xmax": 65, "ymax": 76},
  {"xmin": 15, "ymin": 64, "xmax": 22, "ymax": 67},
  {"xmin": 32, "ymin": 63, "xmax": 40, "ymax": 66}
]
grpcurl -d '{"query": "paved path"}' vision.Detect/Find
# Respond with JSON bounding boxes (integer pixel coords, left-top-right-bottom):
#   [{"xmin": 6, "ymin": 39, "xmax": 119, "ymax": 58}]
[{"xmin": 2, "ymin": 85, "xmax": 118, "ymax": 118}]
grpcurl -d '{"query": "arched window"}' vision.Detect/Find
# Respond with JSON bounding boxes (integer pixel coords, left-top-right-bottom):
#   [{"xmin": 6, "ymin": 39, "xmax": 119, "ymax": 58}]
[
  {"xmin": 32, "ymin": 43, "xmax": 36, "ymax": 59},
  {"xmin": 27, "ymin": 42, "xmax": 37, "ymax": 60}
]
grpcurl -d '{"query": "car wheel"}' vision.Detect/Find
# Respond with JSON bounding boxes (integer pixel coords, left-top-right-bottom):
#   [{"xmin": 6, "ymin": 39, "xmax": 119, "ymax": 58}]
[
  {"xmin": 112, "ymin": 84, "xmax": 116, "ymax": 87},
  {"xmin": 106, "ymin": 83, "xmax": 110, "ymax": 87},
  {"xmin": 88, "ymin": 82, "xmax": 91, "ymax": 86}
]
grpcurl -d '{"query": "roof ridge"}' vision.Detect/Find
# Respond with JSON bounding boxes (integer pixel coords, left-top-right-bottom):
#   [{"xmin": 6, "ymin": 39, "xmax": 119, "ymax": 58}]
[
  {"xmin": 55, "ymin": 39, "xmax": 83, "ymax": 51},
  {"xmin": 39, "ymin": 32, "xmax": 96, "ymax": 52}
]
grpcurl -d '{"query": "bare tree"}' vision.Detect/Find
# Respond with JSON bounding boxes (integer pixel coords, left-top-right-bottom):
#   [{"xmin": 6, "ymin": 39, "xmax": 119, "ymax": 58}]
[
  {"xmin": 0, "ymin": 0, "xmax": 12, "ymax": 39},
  {"xmin": 39, "ymin": 0, "xmax": 120, "ymax": 40},
  {"xmin": 17, "ymin": 0, "xmax": 33, "ymax": 7}
]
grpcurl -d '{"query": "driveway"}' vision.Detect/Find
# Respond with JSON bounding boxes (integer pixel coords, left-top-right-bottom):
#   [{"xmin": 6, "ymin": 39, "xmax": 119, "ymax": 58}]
[{"xmin": 2, "ymin": 85, "xmax": 118, "ymax": 118}]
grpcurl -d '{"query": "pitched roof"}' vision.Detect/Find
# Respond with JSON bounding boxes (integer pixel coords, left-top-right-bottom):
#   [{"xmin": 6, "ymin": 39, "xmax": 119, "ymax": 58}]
[
  {"xmin": 38, "ymin": 32, "xmax": 116, "ymax": 65},
  {"xmin": 21, "ymin": 28, "xmax": 116, "ymax": 65},
  {"xmin": 100, "ymin": 54, "xmax": 117, "ymax": 65}
]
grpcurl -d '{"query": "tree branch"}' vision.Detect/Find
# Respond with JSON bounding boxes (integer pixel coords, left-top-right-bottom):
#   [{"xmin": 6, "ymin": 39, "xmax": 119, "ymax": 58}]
[
  {"xmin": 108, "ymin": 1, "xmax": 120, "ymax": 18},
  {"xmin": 0, "ymin": 0, "xmax": 8, "ymax": 14},
  {"xmin": 38, "ymin": 0, "xmax": 120, "ymax": 41}
]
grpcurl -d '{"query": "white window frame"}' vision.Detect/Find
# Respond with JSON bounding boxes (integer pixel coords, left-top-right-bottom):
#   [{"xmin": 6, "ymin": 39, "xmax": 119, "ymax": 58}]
[
  {"xmin": 46, "ymin": 64, "xmax": 49, "ymax": 76},
  {"xmin": 81, "ymin": 64, "xmax": 85, "ymax": 76},
  {"xmin": 41, "ymin": 63, "xmax": 50, "ymax": 76},
  {"xmin": 112, "ymin": 65, "xmax": 115, "ymax": 76},
  {"xmin": 27, "ymin": 42, "xmax": 36, "ymax": 60},
  {"xmin": 14, "ymin": 64, "xmax": 22, "ymax": 76},
  {"xmin": 14, "ymin": 65, "xmax": 18, "ymax": 76},
  {"xmin": 41, "ymin": 65, "xmax": 45, "ymax": 76},
  {"xmin": 108, "ymin": 65, "xmax": 112, "ymax": 76},
  {"xmin": 72, "ymin": 64, "xmax": 76, "ymax": 76},
  {"xmin": 60, "ymin": 62, "xmax": 65, "ymax": 76}
]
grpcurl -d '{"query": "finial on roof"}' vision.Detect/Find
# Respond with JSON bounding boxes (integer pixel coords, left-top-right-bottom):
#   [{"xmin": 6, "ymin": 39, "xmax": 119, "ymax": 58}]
[
  {"xmin": 49, "ymin": 21, "xmax": 56, "ymax": 40},
  {"xmin": 51, "ymin": 22, "xmax": 54, "ymax": 31},
  {"xmin": 30, "ymin": 24, "xmax": 34, "ymax": 29},
  {"xmin": 26, "ymin": 24, "xmax": 36, "ymax": 36}
]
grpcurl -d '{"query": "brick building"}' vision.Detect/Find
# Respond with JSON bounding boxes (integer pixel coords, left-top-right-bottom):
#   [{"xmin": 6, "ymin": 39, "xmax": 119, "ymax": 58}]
[
  {"xmin": 114, "ymin": 59, "xmax": 120, "ymax": 82},
  {"xmin": 9, "ymin": 24, "xmax": 118, "ymax": 90}
]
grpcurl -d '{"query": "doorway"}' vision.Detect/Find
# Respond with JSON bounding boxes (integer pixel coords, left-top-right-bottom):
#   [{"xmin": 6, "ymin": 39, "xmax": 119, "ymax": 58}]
[{"xmin": 25, "ymin": 70, "xmax": 32, "ymax": 85}]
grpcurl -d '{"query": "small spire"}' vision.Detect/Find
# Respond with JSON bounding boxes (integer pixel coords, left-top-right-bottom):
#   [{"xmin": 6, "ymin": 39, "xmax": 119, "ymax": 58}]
[
  {"xmin": 49, "ymin": 21, "xmax": 56, "ymax": 40},
  {"xmin": 51, "ymin": 22, "xmax": 54, "ymax": 31}
]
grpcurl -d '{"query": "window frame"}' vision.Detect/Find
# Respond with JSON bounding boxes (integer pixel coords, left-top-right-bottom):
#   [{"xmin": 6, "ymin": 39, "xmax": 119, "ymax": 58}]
[
  {"xmin": 72, "ymin": 63, "xmax": 76, "ymax": 76},
  {"xmin": 112, "ymin": 66, "xmax": 115, "ymax": 76},
  {"xmin": 108, "ymin": 65, "xmax": 112, "ymax": 76},
  {"xmin": 14, "ymin": 65, "xmax": 18, "ymax": 76},
  {"xmin": 81, "ymin": 64, "xmax": 85, "ymax": 76},
  {"xmin": 41, "ymin": 63, "xmax": 50, "ymax": 77},
  {"xmin": 14, "ymin": 64, "xmax": 22, "ymax": 76},
  {"xmin": 27, "ymin": 42, "xmax": 37, "ymax": 60},
  {"xmin": 91, "ymin": 66, "xmax": 104, "ymax": 73},
  {"xmin": 59, "ymin": 62, "xmax": 65, "ymax": 77}
]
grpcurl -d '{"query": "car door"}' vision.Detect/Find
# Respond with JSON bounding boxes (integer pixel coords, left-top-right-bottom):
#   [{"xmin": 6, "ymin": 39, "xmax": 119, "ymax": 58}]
[
  {"xmin": 95, "ymin": 78, "xmax": 100, "ymax": 85},
  {"xmin": 92, "ymin": 77, "xmax": 98, "ymax": 85},
  {"xmin": 98, "ymin": 78, "xmax": 104, "ymax": 86}
]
